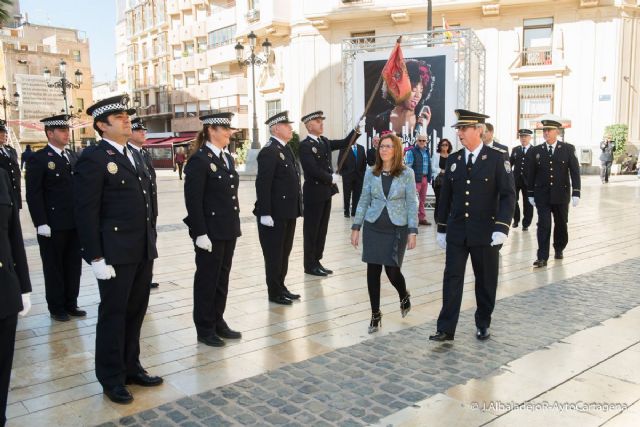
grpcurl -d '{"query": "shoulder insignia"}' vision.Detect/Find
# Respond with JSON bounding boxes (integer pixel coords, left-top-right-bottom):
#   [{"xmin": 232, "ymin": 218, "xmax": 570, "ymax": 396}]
[
  {"xmin": 107, "ymin": 162, "xmax": 118, "ymax": 174},
  {"xmin": 312, "ymin": 147, "xmax": 317, "ymax": 154},
  {"xmin": 279, "ymin": 152, "xmax": 285, "ymax": 161},
  {"xmin": 47, "ymin": 161, "xmax": 56, "ymax": 170},
  {"xmin": 106, "ymin": 150, "xmax": 116, "ymax": 156},
  {"xmin": 207, "ymin": 152, "xmax": 213, "ymax": 158},
  {"xmin": 47, "ymin": 152, "xmax": 54, "ymax": 157},
  {"xmin": 450, "ymin": 163, "xmax": 457, "ymax": 172},
  {"xmin": 210, "ymin": 163, "xmax": 217, "ymax": 172},
  {"xmin": 489, "ymin": 145, "xmax": 506, "ymax": 153},
  {"xmin": 504, "ymin": 161, "xmax": 511, "ymax": 173},
  {"xmin": 264, "ymin": 141, "xmax": 273, "ymax": 148},
  {"xmin": 457, "ymin": 155, "xmax": 462, "ymax": 160},
  {"xmin": 481, "ymin": 154, "xmax": 487, "ymax": 160}
]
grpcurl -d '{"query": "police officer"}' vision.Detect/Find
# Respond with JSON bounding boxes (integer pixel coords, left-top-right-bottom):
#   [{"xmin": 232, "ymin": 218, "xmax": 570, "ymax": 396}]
[
  {"xmin": 0, "ymin": 121, "xmax": 21, "ymax": 209},
  {"xmin": 527, "ymin": 119, "xmax": 581, "ymax": 267},
  {"xmin": 482, "ymin": 122, "xmax": 509, "ymax": 158},
  {"xmin": 128, "ymin": 118, "xmax": 159, "ymax": 289},
  {"xmin": 25, "ymin": 115, "xmax": 85, "ymax": 322},
  {"xmin": 254, "ymin": 111, "xmax": 302, "ymax": 305},
  {"xmin": 509, "ymin": 129, "xmax": 534, "ymax": 230},
  {"xmin": 74, "ymin": 95, "xmax": 162, "ymax": 404},
  {"xmin": 429, "ymin": 110, "xmax": 515, "ymax": 342},
  {"xmin": 338, "ymin": 136, "xmax": 367, "ymax": 218},
  {"xmin": 0, "ymin": 168, "xmax": 31, "ymax": 426},
  {"xmin": 299, "ymin": 110, "xmax": 361, "ymax": 276},
  {"xmin": 183, "ymin": 112, "xmax": 242, "ymax": 347}
]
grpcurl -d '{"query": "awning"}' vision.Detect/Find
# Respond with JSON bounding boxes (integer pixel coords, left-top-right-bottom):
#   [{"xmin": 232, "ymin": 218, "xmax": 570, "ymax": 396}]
[
  {"xmin": 144, "ymin": 137, "xmax": 170, "ymax": 145},
  {"xmin": 143, "ymin": 135, "xmax": 195, "ymax": 149}
]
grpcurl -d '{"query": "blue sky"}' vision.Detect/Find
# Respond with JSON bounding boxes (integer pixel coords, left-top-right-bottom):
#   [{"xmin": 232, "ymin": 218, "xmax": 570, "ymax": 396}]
[{"xmin": 19, "ymin": 0, "xmax": 116, "ymax": 83}]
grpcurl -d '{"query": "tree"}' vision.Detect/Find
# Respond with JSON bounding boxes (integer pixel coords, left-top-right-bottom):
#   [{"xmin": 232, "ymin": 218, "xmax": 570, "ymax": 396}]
[
  {"xmin": 604, "ymin": 124, "xmax": 629, "ymax": 161},
  {"xmin": 0, "ymin": 0, "xmax": 14, "ymax": 26}
]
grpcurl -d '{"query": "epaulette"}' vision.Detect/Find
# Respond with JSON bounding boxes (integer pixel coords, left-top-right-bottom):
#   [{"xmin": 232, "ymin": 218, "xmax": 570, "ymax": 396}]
[
  {"xmin": 264, "ymin": 140, "xmax": 273, "ymax": 148},
  {"xmin": 488, "ymin": 145, "xmax": 506, "ymax": 153}
]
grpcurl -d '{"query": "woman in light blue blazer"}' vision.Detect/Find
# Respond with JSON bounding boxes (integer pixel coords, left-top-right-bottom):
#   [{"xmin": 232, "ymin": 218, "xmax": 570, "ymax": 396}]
[{"xmin": 351, "ymin": 133, "xmax": 418, "ymax": 333}]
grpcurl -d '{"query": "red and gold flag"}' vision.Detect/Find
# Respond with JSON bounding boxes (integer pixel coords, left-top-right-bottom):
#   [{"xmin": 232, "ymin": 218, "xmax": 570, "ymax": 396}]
[{"xmin": 381, "ymin": 41, "xmax": 411, "ymax": 104}]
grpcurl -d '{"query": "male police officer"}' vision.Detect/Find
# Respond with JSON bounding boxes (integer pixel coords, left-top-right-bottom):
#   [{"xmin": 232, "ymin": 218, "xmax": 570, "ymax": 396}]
[
  {"xmin": 527, "ymin": 119, "xmax": 581, "ymax": 267},
  {"xmin": 254, "ymin": 111, "xmax": 302, "ymax": 305},
  {"xmin": 430, "ymin": 110, "xmax": 515, "ymax": 342},
  {"xmin": 509, "ymin": 129, "xmax": 534, "ymax": 230},
  {"xmin": 299, "ymin": 110, "xmax": 361, "ymax": 276},
  {"xmin": 128, "ymin": 118, "xmax": 159, "ymax": 288},
  {"xmin": 0, "ymin": 121, "xmax": 21, "ymax": 208},
  {"xmin": 482, "ymin": 122, "xmax": 509, "ymax": 158},
  {"xmin": 74, "ymin": 95, "xmax": 162, "ymax": 404},
  {"xmin": 26, "ymin": 115, "xmax": 85, "ymax": 321}
]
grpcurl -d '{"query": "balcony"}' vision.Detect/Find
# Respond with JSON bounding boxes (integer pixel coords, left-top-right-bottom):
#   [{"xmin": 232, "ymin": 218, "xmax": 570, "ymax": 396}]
[
  {"xmin": 208, "ymin": 76, "xmax": 247, "ymax": 99},
  {"xmin": 509, "ymin": 47, "xmax": 568, "ymax": 78},
  {"xmin": 178, "ymin": 0, "xmax": 193, "ymax": 10},
  {"xmin": 170, "ymin": 59, "xmax": 182, "ymax": 74},
  {"xmin": 194, "ymin": 51, "xmax": 208, "ymax": 69},
  {"xmin": 521, "ymin": 47, "xmax": 552, "ymax": 66},
  {"xmin": 207, "ymin": 7, "xmax": 237, "ymax": 29},
  {"xmin": 168, "ymin": 30, "xmax": 180, "ymax": 45},
  {"xmin": 180, "ymin": 25, "xmax": 193, "ymax": 42},
  {"xmin": 206, "ymin": 43, "xmax": 238, "ymax": 66},
  {"xmin": 181, "ymin": 54, "xmax": 195, "ymax": 71},
  {"xmin": 194, "ymin": 20, "xmax": 207, "ymax": 38},
  {"xmin": 166, "ymin": 0, "xmax": 179, "ymax": 15}
]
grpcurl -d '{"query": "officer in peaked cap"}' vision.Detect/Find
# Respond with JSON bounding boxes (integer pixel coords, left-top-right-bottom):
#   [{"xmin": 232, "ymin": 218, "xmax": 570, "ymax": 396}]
[
  {"xmin": 74, "ymin": 94, "xmax": 162, "ymax": 404},
  {"xmin": 128, "ymin": 117, "xmax": 159, "ymax": 289},
  {"xmin": 25, "ymin": 114, "xmax": 85, "ymax": 322},
  {"xmin": 253, "ymin": 110, "xmax": 303, "ymax": 305},
  {"xmin": 299, "ymin": 110, "xmax": 362, "ymax": 276},
  {"xmin": 429, "ymin": 109, "xmax": 515, "ymax": 342},
  {"xmin": 509, "ymin": 129, "xmax": 533, "ymax": 230},
  {"xmin": 527, "ymin": 119, "xmax": 580, "ymax": 267},
  {"xmin": 482, "ymin": 122, "xmax": 509, "ymax": 159},
  {"xmin": 183, "ymin": 112, "xmax": 243, "ymax": 347},
  {"xmin": 0, "ymin": 120, "xmax": 22, "ymax": 208}
]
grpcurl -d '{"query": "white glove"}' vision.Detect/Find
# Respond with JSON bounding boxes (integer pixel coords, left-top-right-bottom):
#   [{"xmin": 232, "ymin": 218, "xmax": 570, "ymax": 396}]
[
  {"xmin": 528, "ymin": 197, "xmax": 535, "ymax": 207},
  {"xmin": 195, "ymin": 234, "xmax": 213, "ymax": 252},
  {"xmin": 357, "ymin": 117, "xmax": 366, "ymax": 130},
  {"xmin": 91, "ymin": 259, "xmax": 116, "ymax": 281},
  {"xmin": 332, "ymin": 173, "xmax": 339, "ymax": 184},
  {"xmin": 572, "ymin": 196, "xmax": 579, "ymax": 207},
  {"xmin": 436, "ymin": 233, "xmax": 447, "ymax": 250},
  {"xmin": 490, "ymin": 231, "xmax": 508, "ymax": 247},
  {"xmin": 18, "ymin": 293, "xmax": 31, "ymax": 317},
  {"xmin": 37, "ymin": 224, "xmax": 51, "ymax": 237},
  {"xmin": 260, "ymin": 215, "xmax": 274, "ymax": 227}
]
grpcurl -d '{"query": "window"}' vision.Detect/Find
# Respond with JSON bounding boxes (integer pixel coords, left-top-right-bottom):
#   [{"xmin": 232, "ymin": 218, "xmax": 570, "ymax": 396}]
[
  {"xmin": 134, "ymin": 6, "xmax": 142, "ymax": 33},
  {"xmin": 173, "ymin": 74, "xmax": 184, "ymax": 89},
  {"xmin": 197, "ymin": 37, "xmax": 207, "ymax": 53},
  {"xmin": 170, "ymin": 14, "xmax": 180, "ymax": 31},
  {"xmin": 183, "ymin": 11, "xmax": 194, "ymax": 26},
  {"xmin": 522, "ymin": 17, "xmax": 553, "ymax": 66},
  {"xmin": 196, "ymin": 5, "xmax": 208, "ymax": 21},
  {"xmin": 208, "ymin": 25, "xmax": 236, "ymax": 49},
  {"xmin": 72, "ymin": 50, "xmax": 81, "ymax": 62},
  {"xmin": 199, "ymin": 100, "xmax": 210, "ymax": 115},
  {"xmin": 517, "ymin": 84, "xmax": 554, "ymax": 131},
  {"xmin": 172, "ymin": 45, "xmax": 181, "ymax": 59},
  {"xmin": 75, "ymin": 98, "xmax": 84, "ymax": 111},
  {"xmin": 198, "ymin": 68, "xmax": 209, "ymax": 83},
  {"xmin": 174, "ymin": 104, "xmax": 185, "ymax": 118},
  {"xmin": 155, "ymin": 0, "xmax": 166, "ymax": 25},
  {"xmin": 248, "ymin": 0, "xmax": 260, "ymax": 11},
  {"xmin": 184, "ymin": 42, "xmax": 194, "ymax": 57},
  {"xmin": 142, "ymin": 42, "xmax": 148, "ymax": 59},
  {"xmin": 186, "ymin": 102, "xmax": 197, "ymax": 117},
  {"xmin": 185, "ymin": 72, "xmax": 196, "ymax": 87}
]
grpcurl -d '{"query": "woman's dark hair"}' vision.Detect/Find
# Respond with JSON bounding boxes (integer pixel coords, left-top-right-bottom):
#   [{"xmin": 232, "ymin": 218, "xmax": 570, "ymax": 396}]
[{"xmin": 437, "ymin": 138, "xmax": 452, "ymax": 154}]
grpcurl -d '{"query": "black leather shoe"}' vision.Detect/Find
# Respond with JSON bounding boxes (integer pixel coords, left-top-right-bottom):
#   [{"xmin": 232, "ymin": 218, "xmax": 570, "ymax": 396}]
[
  {"xmin": 522, "ymin": 227, "xmax": 529, "ymax": 231},
  {"xmin": 512, "ymin": 222, "xmax": 519, "ymax": 228},
  {"xmin": 216, "ymin": 326, "xmax": 242, "ymax": 339},
  {"xmin": 150, "ymin": 282, "xmax": 159, "ymax": 288},
  {"xmin": 429, "ymin": 331, "xmax": 454, "ymax": 342},
  {"xmin": 305, "ymin": 267, "xmax": 328, "ymax": 276},
  {"xmin": 51, "ymin": 312, "xmax": 71, "ymax": 322},
  {"xmin": 476, "ymin": 327, "xmax": 490, "ymax": 340},
  {"xmin": 344, "ymin": 213, "xmax": 350, "ymax": 218},
  {"xmin": 533, "ymin": 259, "xmax": 548, "ymax": 268},
  {"xmin": 554, "ymin": 252, "xmax": 564, "ymax": 259},
  {"xmin": 318, "ymin": 264, "xmax": 333, "ymax": 274},
  {"xmin": 283, "ymin": 290, "xmax": 300, "ymax": 300},
  {"xmin": 197, "ymin": 334, "xmax": 226, "ymax": 347},
  {"xmin": 126, "ymin": 372, "xmax": 163, "ymax": 387},
  {"xmin": 65, "ymin": 307, "xmax": 87, "ymax": 317},
  {"xmin": 269, "ymin": 295, "xmax": 293, "ymax": 305},
  {"xmin": 103, "ymin": 385, "xmax": 133, "ymax": 404}
]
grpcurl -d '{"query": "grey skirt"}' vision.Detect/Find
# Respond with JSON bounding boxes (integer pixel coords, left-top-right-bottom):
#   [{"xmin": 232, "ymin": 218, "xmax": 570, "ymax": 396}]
[{"xmin": 362, "ymin": 219, "xmax": 408, "ymax": 267}]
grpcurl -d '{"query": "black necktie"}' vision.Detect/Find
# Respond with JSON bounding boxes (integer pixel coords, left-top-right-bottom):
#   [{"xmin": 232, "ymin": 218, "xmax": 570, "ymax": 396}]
[
  {"xmin": 548, "ymin": 145, "xmax": 553, "ymax": 156},
  {"xmin": 466, "ymin": 153, "xmax": 474, "ymax": 173}
]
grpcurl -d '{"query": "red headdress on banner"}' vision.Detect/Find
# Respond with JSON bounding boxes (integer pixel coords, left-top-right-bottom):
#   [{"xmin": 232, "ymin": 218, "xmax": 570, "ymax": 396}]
[{"xmin": 381, "ymin": 40, "xmax": 412, "ymax": 105}]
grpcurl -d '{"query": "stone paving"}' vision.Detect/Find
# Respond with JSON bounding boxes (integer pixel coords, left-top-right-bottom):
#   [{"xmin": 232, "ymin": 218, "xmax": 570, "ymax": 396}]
[{"xmin": 97, "ymin": 257, "xmax": 640, "ymax": 427}]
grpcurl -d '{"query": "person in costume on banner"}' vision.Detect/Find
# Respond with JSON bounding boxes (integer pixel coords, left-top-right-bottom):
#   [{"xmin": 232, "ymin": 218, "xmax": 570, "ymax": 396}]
[
  {"xmin": 25, "ymin": 114, "xmax": 85, "ymax": 322},
  {"xmin": 299, "ymin": 110, "xmax": 363, "ymax": 276},
  {"xmin": 351, "ymin": 133, "xmax": 417, "ymax": 334},
  {"xmin": 74, "ymin": 95, "xmax": 162, "ymax": 404},
  {"xmin": 254, "ymin": 111, "xmax": 303, "ymax": 306},
  {"xmin": 128, "ymin": 118, "xmax": 160, "ymax": 289},
  {"xmin": 0, "ymin": 168, "xmax": 31, "ymax": 426},
  {"xmin": 430, "ymin": 109, "xmax": 515, "ymax": 342},
  {"xmin": 527, "ymin": 119, "xmax": 581, "ymax": 268},
  {"xmin": 183, "ymin": 112, "xmax": 243, "ymax": 347},
  {"xmin": 0, "ymin": 121, "xmax": 22, "ymax": 209},
  {"xmin": 509, "ymin": 129, "xmax": 534, "ymax": 230}
]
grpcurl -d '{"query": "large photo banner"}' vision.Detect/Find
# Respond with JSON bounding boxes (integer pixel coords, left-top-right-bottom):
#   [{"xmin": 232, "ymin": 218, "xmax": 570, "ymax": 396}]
[{"xmin": 354, "ymin": 47, "xmax": 457, "ymax": 150}]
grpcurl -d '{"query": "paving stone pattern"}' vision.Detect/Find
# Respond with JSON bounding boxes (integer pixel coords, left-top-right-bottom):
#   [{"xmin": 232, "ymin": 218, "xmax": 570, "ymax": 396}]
[{"xmin": 99, "ymin": 258, "xmax": 640, "ymax": 427}]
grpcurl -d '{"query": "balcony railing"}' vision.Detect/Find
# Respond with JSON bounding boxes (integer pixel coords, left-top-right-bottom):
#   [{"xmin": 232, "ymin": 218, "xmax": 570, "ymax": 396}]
[{"xmin": 521, "ymin": 47, "xmax": 552, "ymax": 66}]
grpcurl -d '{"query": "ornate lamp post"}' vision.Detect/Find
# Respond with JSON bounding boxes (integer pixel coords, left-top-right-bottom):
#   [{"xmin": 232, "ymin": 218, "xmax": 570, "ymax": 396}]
[
  {"xmin": 0, "ymin": 85, "xmax": 20, "ymax": 121},
  {"xmin": 44, "ymin": 59, "xmax": 83, "ymax": 150},
  {"xmin": 235, "ymin": 31, "xmax": 272, "ymax": 149}
]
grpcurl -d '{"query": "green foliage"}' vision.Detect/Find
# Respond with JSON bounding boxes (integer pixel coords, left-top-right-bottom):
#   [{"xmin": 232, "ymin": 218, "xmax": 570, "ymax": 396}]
[
  {"xmin": 235, "ymin": 139, "xmax": 249, "ymax": 165},
  {"xmin": 288, "ymin": 131, "xmax": 300, "ymax": 159},
  {"xmin": 0, "ymin": 0, "xmax": 14, "ymax": 24},
  {"xmin": 604, "ymin": 124, "xmax": 628, "ymax": 160}
]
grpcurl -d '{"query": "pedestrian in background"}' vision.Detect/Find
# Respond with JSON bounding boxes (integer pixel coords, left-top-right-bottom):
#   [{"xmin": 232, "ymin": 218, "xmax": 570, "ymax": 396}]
[
  {"xmin": 599, "ymin": 137, "xmax": 614, "ymax": 184},
  {"xmin": 174, "ymin": 147, "xmax": 186, "ymax": 180},
  {"xmin": 431, "ymin": 138, "xmax": 452, "ymax": 222},
  {"xmin": 404, "ymin": 133, "xmax": 432, "ymax": 226},
  {"xmin": 20, "ymin": 144, "xmax": 33, "ymax": 171}
]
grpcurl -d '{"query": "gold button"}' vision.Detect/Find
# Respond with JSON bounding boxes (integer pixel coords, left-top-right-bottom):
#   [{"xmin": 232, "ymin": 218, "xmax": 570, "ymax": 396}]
[
  {"xmin": 121, "ymin": 180, "xmax": 125, "ymax": 184},
  {"xmin": 466, "ymin": 180, "xmax": 470, "ymax": 184},
  {"xmin": 465, "ymin": 213, "xmax": 469, "ymax": 218},
  {"xmin": 550, "ymin": 175, "xmax": 554, "ymax": 178},
  {"xmin": 550, "ymin": 168, "xmax": 553, "ymax": 171},
  {"xmin": 139, "ymin": 177, "xmax": 142, "ymax": 181},
  {"xmin": 212, "ymin": 212, "xmax": 215, "ymax": 215},
  {"xmin": 234, "ymin": 206, "xmax": 238, "ymax": 210},
  {"xmin": 114, "ymin": 227, "xmax": 118, "ymax": 231},
  {"xmin": 550, "ymin": 183, "xmax": 554, "ymax": 186},
  {"xmin": 465, "ymin": 202, "xmax": 469, "ymax": 206},
  {"xmin": 231, "ymin": 185, "xmax": 235, "ymax": 188},
  {"xmin": 0, "ymin": 261, "xmax": 3, "ymax": 268},
  {"xmin": 465, "ymin": 191, "xmax": 469, "ymax": 195}
]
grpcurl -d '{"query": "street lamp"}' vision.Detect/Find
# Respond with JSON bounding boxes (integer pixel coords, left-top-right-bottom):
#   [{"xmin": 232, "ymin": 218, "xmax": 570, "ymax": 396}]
[
  {"xmin": 43, "ymin": 59, "xmax": 84, "ymax": 150},
  {"xmin": 235, "ymin": 31, "xmax": 272, "ymax": 149},
  {"xmin": 64, "ymin": 105, "xmax": 83, "ymax": 149},
  {"xmin": 0, "ymin": 85, "xmax": 20, "ymax": 121}
]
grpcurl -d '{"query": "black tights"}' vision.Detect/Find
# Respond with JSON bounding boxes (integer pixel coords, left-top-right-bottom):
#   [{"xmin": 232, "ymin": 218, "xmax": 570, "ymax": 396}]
[{"xmin": 367, "ymin": 263, "xmax": 408, "ymax": 313}]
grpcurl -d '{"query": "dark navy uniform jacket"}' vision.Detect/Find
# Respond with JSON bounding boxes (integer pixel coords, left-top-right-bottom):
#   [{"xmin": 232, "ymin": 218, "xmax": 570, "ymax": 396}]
[
  {"xmin": 183, "ymin": 145, "xmax": 241, "ymax": 241},
  {"xmin": 299, "ymin": 130, "xmax": 357, "ymax": 204},
  {"xmin": 437, "ymin": 145, "xmax": 516, "ymax": 246},
  {"xmin": 129, "ymin": 144, "xmax": 158, "ymax": 226},
  {"xmin": 26, "ymin": 145, "xmax": 78, "ymax": 230},
  {"xmin": 253, "ymin": 137, "xmax": 302, "ymax": 219},
  {"xmin": 509, "ymin": 145, "xmax": 531, "ymax": 183},
  {"xmin": 526, "ymin": 142, "xmax": 581, "ymax": 205},
  {"xmin": 74, "ymin": 140, "xmax": 157, "ymax": 265},
  {"xmin": 0, "ymin": 144, "xmax": 21, "ymax": 208}
]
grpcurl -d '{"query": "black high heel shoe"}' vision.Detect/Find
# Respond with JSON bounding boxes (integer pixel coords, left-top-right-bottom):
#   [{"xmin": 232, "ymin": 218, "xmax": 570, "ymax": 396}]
[
  {"xmin": 400, "ymin": 293, "xmax": 411, "ymax": 318},
  {"xmin": 368, "ymin": 311, "xmax": 382, "ymax": 334}
]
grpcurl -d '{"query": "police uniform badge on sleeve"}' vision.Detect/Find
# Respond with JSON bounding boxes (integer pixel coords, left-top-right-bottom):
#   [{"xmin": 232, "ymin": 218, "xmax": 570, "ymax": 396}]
[
  {"xmin": 451, "ymin": 163, "xmax": 457, "ymax": 172},
  {"xmin": 207, "ymin": 152, "xmax": 213, "ymax": 158},
  {"xmin": 482, "ymin": 154, "xmax": 487, "ymax": 160},
  {"xmin": 210, "ymin": 163, "xmax": 217, "ymax": 172},
  {"xmin": 312, "ymin": 147, "xmax": 317, "ymax": 154},
  {"xmin": 504, "ymin": 161, "xmax": 512, "ymax": 173},
  {"xmin": 47, "ymin": 161, "xmax": 56, "ymax": 170},
  {"xmin": 107, "ymin": 162, "xmax": 118, "ymax": 174},
  {"xmin": 279, "ymin": 153, "xmax": 285, "ymax": 160}
]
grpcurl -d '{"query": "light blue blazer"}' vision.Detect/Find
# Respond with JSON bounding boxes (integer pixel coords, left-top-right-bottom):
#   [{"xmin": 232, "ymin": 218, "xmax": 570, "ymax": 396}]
[{"xmin": 353, "ymin": 167, "xmax": 419, "ymax": 230}]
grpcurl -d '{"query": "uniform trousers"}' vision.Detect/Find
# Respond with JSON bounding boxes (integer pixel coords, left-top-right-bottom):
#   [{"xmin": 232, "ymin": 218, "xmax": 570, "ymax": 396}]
[
  {"xmin": 37, "ymin": 229, "xmax": 82, "ymax": 315},
  {"xmin": 436, "ymin": 241, "xmax": 500, "ymax": 335},
  {"xmin": 303, "ymin": 199, "xmax": 331, "ymax": 270},
  {"xmin": 257, "ymin": 218, "xmax": 296, "ymax": 298},
  {"xmin": 536, "ymin": 202, "xmax": 569, "ymax": 261},
  {"xmin": 342, "ymin": 174, "xmax": 362, "ymax": 216},
  {"xmin": 0, "ymin": 314, "xmax": 17, "ymax": 427},
  {"xmin": 513, "ymin": 178, "xmax": 533, "ymax": 228},
  {"xmin": 193, "ymin": 239, "xmax": 236, "ymax": 337},
  {"xmin": 95, "ymin": 261, "xmax": 152, "ymax": 388}
]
